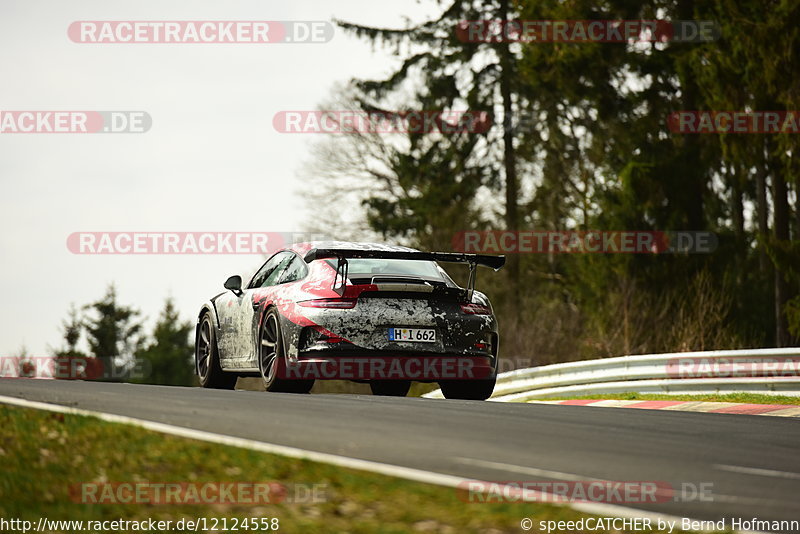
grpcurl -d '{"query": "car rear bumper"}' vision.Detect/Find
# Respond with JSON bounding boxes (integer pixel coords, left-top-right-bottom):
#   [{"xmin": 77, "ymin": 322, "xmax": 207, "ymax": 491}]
[{"xmin": 293, "ymin": 298, "xmax": 498, "ymax": 354}]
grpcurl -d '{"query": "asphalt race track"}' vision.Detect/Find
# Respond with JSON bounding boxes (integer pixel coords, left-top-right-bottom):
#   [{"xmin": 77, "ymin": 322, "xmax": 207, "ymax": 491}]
[{"xmin": 1, "ymin": 379, "xmax": 798, "ymax": 530}]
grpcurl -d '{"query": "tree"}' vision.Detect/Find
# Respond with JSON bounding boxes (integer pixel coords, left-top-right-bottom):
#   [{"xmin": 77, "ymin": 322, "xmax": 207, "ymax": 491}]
[
  {"xmin": 52, "ymin": 304, "xmax": 87, "ymax": 359},
  {"xmin": 303, "ymin": 85, "xmax": 491, "ymax": 252},
  {"xmin": 52, "ymin": 304, "xmax": 100, "ymax": 380},
  {"xmin": 134, "ymin": 298, "xmax": 195, "ymax": 386},
  {"xmin": 83, "ymin": 284, "xmax": 143, "ymax": 379},
  {"xmin": 688, "ymin": 0, "xmax": 800, "ymax": 345},
  {"xmin": 334, "ymin": 0, "xmax": 530, "ymax": 312},
  {"xmin": 512, "ymin": 0, "xmax": 796, "ymax": 350}
]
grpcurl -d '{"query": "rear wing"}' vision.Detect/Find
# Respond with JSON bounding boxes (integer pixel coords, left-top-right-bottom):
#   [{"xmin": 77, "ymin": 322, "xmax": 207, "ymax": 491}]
[
  {"xmin": 303, "ymin": 247, "xmax": 505, "ymax": 297},
  {"xmin": 303, "ymin": 248, "xmax": 506, "ymax": 271}
]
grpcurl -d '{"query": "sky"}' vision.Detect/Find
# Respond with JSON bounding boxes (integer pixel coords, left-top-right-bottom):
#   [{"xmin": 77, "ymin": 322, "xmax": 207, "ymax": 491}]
[{"xmin": 0, "ymin": 0, "xmax": 442, "ymax": 357}]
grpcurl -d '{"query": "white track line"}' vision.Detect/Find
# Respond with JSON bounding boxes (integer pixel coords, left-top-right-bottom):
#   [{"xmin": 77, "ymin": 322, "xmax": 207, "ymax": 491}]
[
  {"xmin": 454, "ymin": 457, "xmax": 607, "ymax": 482},
  {"xmin": 0, "ymin": 394, "xmax": 764, "ymax": 533},
  {"xmin": 715, "ymin": 464, "xmax": 800, "ymax": 481}
]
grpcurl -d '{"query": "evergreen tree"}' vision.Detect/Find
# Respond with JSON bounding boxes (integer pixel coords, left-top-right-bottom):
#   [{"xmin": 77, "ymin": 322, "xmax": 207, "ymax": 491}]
[
  {"xmin": 83, "ymin": 284, "xmax": 143, "ymax": 379},
  {"xmin": 334, "ymin": 0, "xmax": 531, "ymax": 311},
  {"xmin": 134, "ymin": 298, "xmax": 195, "ymax": 386},
  {"xmin": 52, "ymin": 304, "xmax": 98, "ymax": 380}
]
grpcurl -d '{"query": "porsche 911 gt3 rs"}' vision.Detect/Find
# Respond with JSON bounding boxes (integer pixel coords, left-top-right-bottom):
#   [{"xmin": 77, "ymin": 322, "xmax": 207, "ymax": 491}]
[{"xmin": 194, "ymin": 241, "xmax": 505, "ymax": 399}]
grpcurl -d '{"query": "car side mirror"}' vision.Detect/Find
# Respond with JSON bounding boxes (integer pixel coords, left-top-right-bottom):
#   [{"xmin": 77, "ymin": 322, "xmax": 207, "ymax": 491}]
[{"xmin": 224, "ymin": 275, "xmax": 243, "ymax": 296}]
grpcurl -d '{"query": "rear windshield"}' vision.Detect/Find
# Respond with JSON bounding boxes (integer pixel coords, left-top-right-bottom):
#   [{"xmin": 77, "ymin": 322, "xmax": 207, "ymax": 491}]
[{"xmin": 325, "ymin": 258, "xmax": 443, "ymax": 279}]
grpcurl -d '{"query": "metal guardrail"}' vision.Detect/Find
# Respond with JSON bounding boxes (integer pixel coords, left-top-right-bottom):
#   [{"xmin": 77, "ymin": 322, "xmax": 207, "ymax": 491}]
[{"xmin": 423, "ymin": 348, "xmax": 800, "ymax": 401}]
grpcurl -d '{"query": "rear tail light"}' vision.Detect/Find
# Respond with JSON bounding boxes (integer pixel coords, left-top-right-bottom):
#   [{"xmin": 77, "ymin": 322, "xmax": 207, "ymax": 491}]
[
  {"xmin": 460, "ymin": 303, "xmax": 491, "ymax": 315},
  {"xmin": 310, "ymin": 326, "xmax": 347, "ymax": 343},
  {"xmin": 301, "ymin": 326, "xmax": 350, "ymax": 347},
  {"xmin": 298, "ymin": 298, "xmax": 357, "ymax": 309}
]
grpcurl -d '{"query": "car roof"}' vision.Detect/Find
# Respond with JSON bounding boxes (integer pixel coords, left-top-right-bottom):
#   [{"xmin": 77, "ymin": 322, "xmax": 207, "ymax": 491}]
[{"xmin": 289, "ymin": 241, "xmax": 421, "ymax": 256}]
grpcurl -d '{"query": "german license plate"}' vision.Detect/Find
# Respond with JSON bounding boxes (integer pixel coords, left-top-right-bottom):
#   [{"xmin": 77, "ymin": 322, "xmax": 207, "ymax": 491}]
[{"xmin": 388, "ymin": 327, "xmax": 436, "ymax": 343}]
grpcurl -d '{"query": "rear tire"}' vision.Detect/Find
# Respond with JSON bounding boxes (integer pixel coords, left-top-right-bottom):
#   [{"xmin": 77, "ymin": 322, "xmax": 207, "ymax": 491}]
[
  {"xmin": 259, "ymin": 309, "xmax": 314, "ymax": 394},
  {"xmin": 370, "ymin": 380, "xmax": 411, "ymax": 397},
  {"xmin": 196, "ymin": 312, "xmax": 237, "ymax": 389},
  {"xmin": 439, "ymin": 377, "xmax": 496, "ymax": 400}
]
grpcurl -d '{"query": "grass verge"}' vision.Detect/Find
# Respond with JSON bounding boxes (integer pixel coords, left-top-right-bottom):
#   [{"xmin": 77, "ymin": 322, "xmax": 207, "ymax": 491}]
[{"xmin": 0, "ymin": 405, "xmax": 702, "ymax": 533}]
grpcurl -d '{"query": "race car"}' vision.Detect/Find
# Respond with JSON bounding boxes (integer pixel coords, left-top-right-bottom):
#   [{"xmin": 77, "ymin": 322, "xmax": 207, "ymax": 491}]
[{"xmin": 194, "ymin": 241, "xmax": 505, "ymax": 399}]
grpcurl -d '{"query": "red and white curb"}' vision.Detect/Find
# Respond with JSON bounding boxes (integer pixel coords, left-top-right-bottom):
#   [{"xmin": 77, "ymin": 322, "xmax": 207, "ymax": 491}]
[{"xmin": 529, "ymin": 399, "xmax": 800, "ymax": 417}]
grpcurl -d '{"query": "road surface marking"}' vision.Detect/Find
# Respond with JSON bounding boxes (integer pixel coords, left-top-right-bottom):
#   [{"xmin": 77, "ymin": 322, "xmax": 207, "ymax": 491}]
[{"xmin": 715, "ymin": 464, "xmax": 800, "ymax": 481}]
